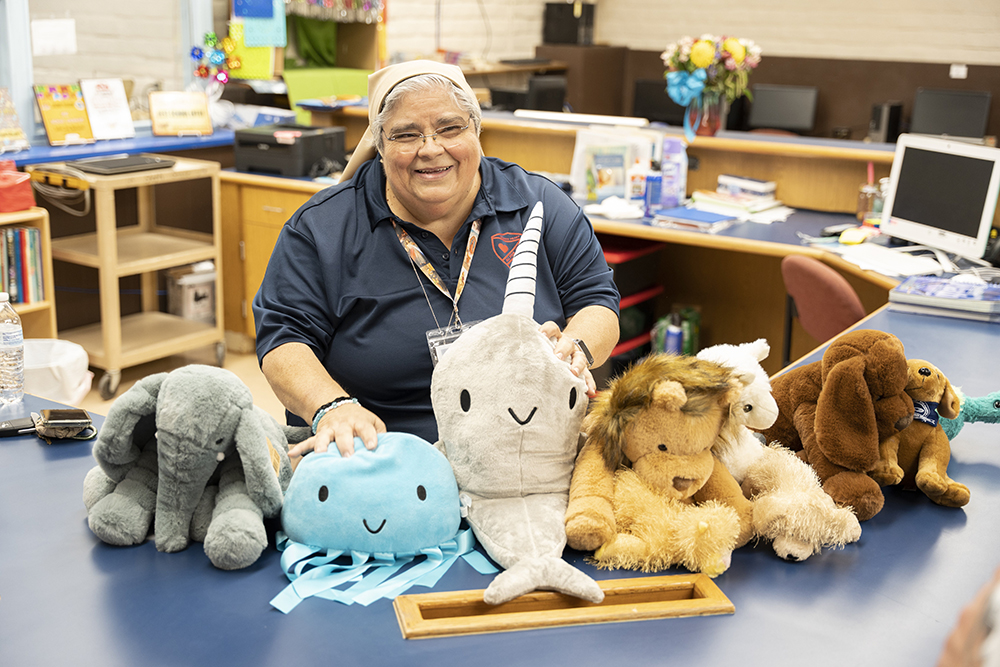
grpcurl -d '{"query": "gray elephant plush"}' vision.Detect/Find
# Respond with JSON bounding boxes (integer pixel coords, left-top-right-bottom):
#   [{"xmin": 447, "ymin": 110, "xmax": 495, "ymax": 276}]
[{"xmin": 82, "ymin": 364, "xmax": 310, "ymax": 570}]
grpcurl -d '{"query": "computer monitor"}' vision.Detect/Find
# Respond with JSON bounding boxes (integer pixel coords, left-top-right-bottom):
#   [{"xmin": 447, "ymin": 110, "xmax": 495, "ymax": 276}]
[
  {"xmin": 525, "ymin": 75, "xmax": 567, "ymax": 112},
  {"xmin": 746, "ymin": 84, "xmax": 818, "ymax": 133},
  {"xmin": 632, "ymin": 79, "xmax": 687, "ymax": 125},
  {"xmin": 909, "ymin": 88, "xmax": 991, "ymax": 140},
  {"xmin": 881, "ymin": 133, "xmax": 1000, "ymax": 260}
]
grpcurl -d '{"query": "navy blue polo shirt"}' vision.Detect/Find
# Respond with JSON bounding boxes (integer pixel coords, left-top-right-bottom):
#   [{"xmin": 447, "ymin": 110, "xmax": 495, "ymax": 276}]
[{"xmin": 254, "ymin": 156, "xmax": 620, "ymax": 442}]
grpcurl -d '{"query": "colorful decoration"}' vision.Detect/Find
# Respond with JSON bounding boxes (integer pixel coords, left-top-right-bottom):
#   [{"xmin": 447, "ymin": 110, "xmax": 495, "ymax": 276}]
[
  {"xmin": 662, "ymin": 35, "xmax": 762, "ymax": 141},
  {"xmin": 190, "ymin": 33, "xmax": 230, "ymax": 85}
]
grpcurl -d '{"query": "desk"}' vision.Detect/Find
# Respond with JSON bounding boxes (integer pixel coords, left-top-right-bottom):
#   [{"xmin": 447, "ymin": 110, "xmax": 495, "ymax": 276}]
[
  {"xmin": 218, "ymin": 168, "xmax": 893, "ymax": 374},
  {"xmin": 8, "ymin": 130, "xmax": 235, "ymax": 167},
  {"xmin": 2, "ymin": 308, "xmax": 998, "ymax": 666},
  {"xmin": 303, "ymin": 107, "xmax": 896, "ymax": 213}
]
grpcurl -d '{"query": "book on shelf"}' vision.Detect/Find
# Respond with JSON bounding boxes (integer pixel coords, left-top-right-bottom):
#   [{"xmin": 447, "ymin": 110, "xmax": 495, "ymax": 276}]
[
  {"xmin": 888, "ymin": 301, "xmax": 1000, "ymax": 323},
  {"xmin": 33, "ymin": 84, "xmax": 95, "ymax": 146},
  {"xmin": 0, "ymin": 87, "xmax": 30, "ymax": 153},
  {"xmin": 689, "ymin": 189, "xmax": 782, "ymax": 215},
  {"xmin": 889, "ymin": 275, "xmax": 1000, "ymax": 313},
  {"xmin": 80, "ymin": 78, "xmax": 135, "ymax": 140},
  {"xmin": 652, "ymin": 206, "xmax": 736, "ymax": 234},
  {"xmin": 1, "ymin": 226, "xmax": 43, "ymax": 304}
]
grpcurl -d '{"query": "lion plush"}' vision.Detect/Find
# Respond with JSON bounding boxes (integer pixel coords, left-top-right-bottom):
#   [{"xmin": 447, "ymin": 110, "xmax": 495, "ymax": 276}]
[
  {"xmin": 565, "ymin": 354, "xmax": 753, "ymax": 577},
  {"xmin": 763, "ymin": 329, "xmax": 914, "ymax": 521},
  {"xmin": 870, "ymin": 359, "xmax": 969, "ymax": 508}
]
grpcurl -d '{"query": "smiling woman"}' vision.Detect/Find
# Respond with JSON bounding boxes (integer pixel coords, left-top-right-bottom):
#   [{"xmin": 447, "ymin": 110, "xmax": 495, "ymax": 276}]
[{"xmin": 253, "ymin": 60, "xmax": 621, "ymax": 459}]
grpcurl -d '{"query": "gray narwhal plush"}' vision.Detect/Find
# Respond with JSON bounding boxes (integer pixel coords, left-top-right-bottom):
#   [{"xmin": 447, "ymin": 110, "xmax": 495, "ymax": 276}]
[{"xmin": 430, "ymin": 201, "xmax": 604, "ymax": 605}]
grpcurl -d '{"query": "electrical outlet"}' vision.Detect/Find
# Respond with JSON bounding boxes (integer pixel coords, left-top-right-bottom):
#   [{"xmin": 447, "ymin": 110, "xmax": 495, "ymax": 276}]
[{"xmin": 949, "ymin": 64, "xmax": 968, "ymax": 79}]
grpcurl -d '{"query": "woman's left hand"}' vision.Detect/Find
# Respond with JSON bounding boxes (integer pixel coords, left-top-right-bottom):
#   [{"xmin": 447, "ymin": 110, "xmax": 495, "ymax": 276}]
[{"xmin": 539, "ymin": 321, "xmax": 597, "ymax": 397}]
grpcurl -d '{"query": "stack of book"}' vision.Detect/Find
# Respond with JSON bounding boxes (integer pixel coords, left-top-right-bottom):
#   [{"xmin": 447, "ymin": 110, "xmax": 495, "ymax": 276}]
[
  {"xmin": 688, "ymin": 174, "xmax": 782, "ymax": 217},
  {"xmin": 888, "ymin": 275, "xmax": 1000, "ymax": 322}
]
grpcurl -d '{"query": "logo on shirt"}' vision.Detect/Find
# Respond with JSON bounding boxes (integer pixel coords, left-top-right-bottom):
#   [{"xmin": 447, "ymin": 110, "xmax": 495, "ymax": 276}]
[{"xmin": 491, "ymin": 232, "xmax": 522, "ymax": 267}]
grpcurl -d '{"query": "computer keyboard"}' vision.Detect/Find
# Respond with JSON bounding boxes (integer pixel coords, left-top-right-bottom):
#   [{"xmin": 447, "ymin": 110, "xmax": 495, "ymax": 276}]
[{"xmin": 837, "ymin": 243, "xmax": 944, "ymax": 277}]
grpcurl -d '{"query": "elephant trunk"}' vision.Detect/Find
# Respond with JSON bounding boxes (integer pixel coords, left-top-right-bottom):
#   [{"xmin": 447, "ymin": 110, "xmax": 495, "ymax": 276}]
[{"xmin": 154, "ymin": 436, "xmax": 229, "ymax": 554}]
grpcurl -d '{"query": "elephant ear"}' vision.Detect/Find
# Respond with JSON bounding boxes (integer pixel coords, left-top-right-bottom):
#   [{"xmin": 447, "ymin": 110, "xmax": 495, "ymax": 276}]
[
  {"xmin": 815, "ymin": 355, "xmax": 880, "ymax": 471},
  {"xmin": 234, "ymin": 406, "xmax": 286, "ymax": 517},
  {"xmin": 93, "ymin": 372, "xmax": 168, "ymax": 481}
]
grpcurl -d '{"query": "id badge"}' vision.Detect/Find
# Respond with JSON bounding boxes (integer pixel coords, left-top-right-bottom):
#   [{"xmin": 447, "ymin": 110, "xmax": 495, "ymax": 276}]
[{"xmin": 427, "ymin": 320, "xmax": 481, "ymax": 366}]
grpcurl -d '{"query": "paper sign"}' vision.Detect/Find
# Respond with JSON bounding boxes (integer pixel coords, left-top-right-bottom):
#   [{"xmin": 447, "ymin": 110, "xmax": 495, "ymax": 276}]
[
  {"xmin": 30, "ymin": 18, "xmax": 78, "ymax": 56},
  {"xmin": 148, "ymin": 91, "xmax": 213, "ymax": 136}
]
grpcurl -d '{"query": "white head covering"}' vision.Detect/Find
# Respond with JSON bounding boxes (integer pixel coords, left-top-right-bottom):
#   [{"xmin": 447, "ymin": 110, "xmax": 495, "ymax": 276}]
[{"xmin": 340, "ymin": 60, "xmax": 482, "ymax": 181}]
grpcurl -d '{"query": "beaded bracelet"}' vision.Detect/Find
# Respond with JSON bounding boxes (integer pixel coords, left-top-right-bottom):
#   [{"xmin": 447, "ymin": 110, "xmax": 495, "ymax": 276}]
[{"xmin": 311, "ymin": 396, "xmax": 359, "ymax": 435}]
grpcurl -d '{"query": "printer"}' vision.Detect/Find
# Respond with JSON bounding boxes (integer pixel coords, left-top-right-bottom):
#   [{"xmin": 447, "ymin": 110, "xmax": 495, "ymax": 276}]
[{"xmin": 234, "ymin": 123, "xmax": 346, "ymax": 178}]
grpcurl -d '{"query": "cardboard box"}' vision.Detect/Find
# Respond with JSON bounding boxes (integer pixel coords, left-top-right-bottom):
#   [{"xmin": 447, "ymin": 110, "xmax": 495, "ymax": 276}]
[{"xmin": 167, "ymin": 261, "xmax": 215, "ymax": 325}]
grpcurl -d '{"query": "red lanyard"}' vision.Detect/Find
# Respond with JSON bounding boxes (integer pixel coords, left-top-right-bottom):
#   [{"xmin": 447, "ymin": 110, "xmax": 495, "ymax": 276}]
[{"xmin": 393, "ymin": 219, "xmax": 482, "ymax": 320}]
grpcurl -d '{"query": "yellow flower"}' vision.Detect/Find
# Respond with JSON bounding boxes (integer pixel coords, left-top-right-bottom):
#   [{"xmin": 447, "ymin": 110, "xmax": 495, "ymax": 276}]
[
  {"xmin": 723, "ymin": 38, "xmax": 745, "ymax": 64},
  {"xmin": 689, "ymin": 40, "xmax": 716, "ymax": 69}
]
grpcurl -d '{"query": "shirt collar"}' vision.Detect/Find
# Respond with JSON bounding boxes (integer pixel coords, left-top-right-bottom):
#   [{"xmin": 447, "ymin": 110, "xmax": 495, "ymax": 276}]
[{"xmin": 360, "ymin": 157, "xmax": 530, "ymax": 234}]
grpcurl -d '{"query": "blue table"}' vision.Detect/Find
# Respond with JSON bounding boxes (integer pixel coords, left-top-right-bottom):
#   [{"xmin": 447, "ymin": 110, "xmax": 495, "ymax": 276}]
[
  {"xmin": 7, "ymin": 130, "xmax": 235, "ymax": 167},
  {"xmin": 1, "ymin": 307, "xmax": 998, "ymax": 666}
]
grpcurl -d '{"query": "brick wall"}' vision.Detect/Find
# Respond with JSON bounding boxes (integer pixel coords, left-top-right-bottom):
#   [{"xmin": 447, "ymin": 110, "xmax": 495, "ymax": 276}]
[
  {"xmin": 29, "ymin": 0, "xmax": 184, "ymax": 96},
  {"xmin": 592, "ymin": 0, "xmax": 1000, "ymax": 66}
]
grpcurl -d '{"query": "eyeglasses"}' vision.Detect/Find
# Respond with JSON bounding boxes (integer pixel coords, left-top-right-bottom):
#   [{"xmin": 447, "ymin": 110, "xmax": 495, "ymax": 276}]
[{"xmin": 384, "ymin": 121, "xmax": 471, "ymax": 150}]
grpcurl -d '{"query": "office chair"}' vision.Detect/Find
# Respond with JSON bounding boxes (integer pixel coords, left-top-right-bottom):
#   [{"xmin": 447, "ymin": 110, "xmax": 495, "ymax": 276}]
[{"xmin": 780, "ymin": 255, "xmax": 866, "ymax": 366}]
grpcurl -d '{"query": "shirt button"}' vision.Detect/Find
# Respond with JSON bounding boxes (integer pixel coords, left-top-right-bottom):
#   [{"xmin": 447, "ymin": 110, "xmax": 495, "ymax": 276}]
[
  {"xmin": 442, "ymin": 252, "xmax": 450, "ymax": 260},
  {"xmin": 420, "ymin": 232, "xmax": 429, "ymax": 239}
]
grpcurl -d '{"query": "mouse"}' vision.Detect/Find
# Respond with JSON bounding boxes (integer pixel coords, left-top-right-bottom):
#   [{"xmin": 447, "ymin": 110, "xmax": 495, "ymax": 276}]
[{"xmin": 839, "ymin": 227, "xmax": 873, "ymax": 245}]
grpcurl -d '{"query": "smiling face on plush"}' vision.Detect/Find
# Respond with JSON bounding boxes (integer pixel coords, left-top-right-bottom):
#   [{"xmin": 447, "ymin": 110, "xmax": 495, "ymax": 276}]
[
  {"xmin": 431, "ymin": 313, "xmax": 588, "ymax": 498},
  {"xmin": 280, "ymin": 432, "xmax": 461, "ymax": 554},
  {"xmin": 584, "ymin": 354, "xmax": 739, "ymax": 502}
]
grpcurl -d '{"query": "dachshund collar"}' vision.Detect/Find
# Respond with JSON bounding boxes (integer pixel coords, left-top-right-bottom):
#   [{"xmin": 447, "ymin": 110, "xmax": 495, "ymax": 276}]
[{"xmin": 913, "ymin": 400, "xmax": 940, "ymax": 427}]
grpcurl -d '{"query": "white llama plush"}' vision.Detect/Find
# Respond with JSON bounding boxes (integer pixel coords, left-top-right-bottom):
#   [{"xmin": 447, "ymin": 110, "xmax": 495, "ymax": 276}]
[{"xmin": 698, "ymin": 339, "xmax": 862, "ymax": 561}]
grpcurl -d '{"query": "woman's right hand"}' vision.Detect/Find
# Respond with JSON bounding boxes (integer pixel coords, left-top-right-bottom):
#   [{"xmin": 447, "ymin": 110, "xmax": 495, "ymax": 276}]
[{"xmin": 288, "ymin": 403, "xmax": 387, "ymax": 460}]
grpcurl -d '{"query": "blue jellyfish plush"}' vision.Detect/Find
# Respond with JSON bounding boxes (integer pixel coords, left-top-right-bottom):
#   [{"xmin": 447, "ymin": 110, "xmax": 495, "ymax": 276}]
[{"xmin": 270, "ymin": 432, "xmax": 496, "ymax": 613}]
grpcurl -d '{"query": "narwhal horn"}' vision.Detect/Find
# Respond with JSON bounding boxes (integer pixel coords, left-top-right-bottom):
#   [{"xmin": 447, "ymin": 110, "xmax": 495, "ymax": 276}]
[{"xmin": 502, "ymin": 201, "xmax": 543, "ymax": 318}]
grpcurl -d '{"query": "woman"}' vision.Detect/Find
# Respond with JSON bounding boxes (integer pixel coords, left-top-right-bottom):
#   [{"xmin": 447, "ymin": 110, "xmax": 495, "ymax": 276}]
[{"xmin": 254, "ymin": 60, "xmax": 620, "ymax": 459}]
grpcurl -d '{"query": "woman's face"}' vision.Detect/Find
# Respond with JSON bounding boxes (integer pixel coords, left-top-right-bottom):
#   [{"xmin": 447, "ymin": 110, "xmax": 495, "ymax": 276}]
[{"xmin": 381, "ymin": 88, "xmax": 481, "ymax": 217}]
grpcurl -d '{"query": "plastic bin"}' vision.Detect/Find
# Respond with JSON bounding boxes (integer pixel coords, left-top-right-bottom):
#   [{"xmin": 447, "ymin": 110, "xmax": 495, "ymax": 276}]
[
  {"xmin": 24, "ymin": 339, "xmax": 93, "ymax": 406},
  {"xmin": 167, "ymin": 261, "xmax": 216, "ymax": 325}
]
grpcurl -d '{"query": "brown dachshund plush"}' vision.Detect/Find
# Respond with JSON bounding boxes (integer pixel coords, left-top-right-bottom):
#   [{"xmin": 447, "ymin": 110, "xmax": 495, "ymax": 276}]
[
  {"xmin": 763, "ymin": 330, "xmax": 914, "ymax": 521},
  {"xmin": 869, "ymin": 359, "xmax": 969, "ymax": 507}
]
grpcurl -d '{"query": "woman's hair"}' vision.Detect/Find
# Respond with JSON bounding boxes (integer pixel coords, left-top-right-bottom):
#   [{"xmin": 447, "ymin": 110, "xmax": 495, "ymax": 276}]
[{"xmin": 371, "ymin": 74, "xmax": 482, "ymax": 154}]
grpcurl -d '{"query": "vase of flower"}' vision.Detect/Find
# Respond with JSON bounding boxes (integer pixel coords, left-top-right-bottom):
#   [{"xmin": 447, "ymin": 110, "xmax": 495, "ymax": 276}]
[
  {"xmin": 686, "ymin": 92, "xmax": 727, "ymax": 137},
  {"xmin": 663, "ymin": 35, "xmax": 761, "ymax": 141}
]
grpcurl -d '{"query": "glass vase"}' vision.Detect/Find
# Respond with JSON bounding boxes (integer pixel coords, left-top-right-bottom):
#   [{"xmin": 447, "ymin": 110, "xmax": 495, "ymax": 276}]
[{"xmin": 686, "ymin": 93, "xmax": 727, "ymax": 137}]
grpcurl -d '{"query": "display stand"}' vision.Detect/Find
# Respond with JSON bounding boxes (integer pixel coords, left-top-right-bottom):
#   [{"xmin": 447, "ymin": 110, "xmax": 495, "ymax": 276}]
[
  {"xmin": 0, "ymin": 206, "xmax": 57, "ymax": 338},
  {"xmin": 48, "ymin": 156, "xmax": 224, "ymax": 398}
]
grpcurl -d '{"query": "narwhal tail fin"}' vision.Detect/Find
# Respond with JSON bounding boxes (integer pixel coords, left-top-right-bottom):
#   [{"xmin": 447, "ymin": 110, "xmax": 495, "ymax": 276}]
[{"xmin": 502, "ymin": 201, "xmax": 543, "ymax": 318}]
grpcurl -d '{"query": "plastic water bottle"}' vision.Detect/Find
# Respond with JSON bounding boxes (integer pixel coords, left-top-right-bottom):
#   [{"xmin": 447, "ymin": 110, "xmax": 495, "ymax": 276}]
[
  {"xmin": 660, "ymin": 138, "xmax": 689, "ymax": 209},
  {"xmin": 0, "ymin": 292, "xmax": 24, "ymax": 405}
]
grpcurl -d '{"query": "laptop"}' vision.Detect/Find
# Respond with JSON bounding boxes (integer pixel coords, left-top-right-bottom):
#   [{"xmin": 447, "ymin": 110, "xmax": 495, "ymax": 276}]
[{"xmin": 68, "ymin": 154, "xmax": 176, "ymax": 175}]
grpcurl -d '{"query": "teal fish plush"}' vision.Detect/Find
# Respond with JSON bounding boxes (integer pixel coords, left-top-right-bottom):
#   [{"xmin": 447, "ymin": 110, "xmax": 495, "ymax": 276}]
[{"xmin": 270, "ymin": 432, "xmax": 495, "ymax": 612}]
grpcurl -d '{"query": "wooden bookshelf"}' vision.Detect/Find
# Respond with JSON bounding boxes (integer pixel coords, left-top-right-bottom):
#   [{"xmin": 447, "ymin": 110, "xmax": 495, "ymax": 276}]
[{"xmin": 0, "ymin": 207, "xmax": 57, "ymax": 338}]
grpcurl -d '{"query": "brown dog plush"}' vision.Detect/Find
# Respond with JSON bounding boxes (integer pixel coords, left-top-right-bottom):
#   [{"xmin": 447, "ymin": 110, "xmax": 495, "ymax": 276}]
[
  {"xmin": 763, "ymin": 330, "xmax": 914, "ymax": 521},
  {"xmin": 565, "ymin": 354, "xmax": 753, "ymax": 576},
  {"xmin": 869, "ymin": 359, "xmax": 969, "ymax": 507}
]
